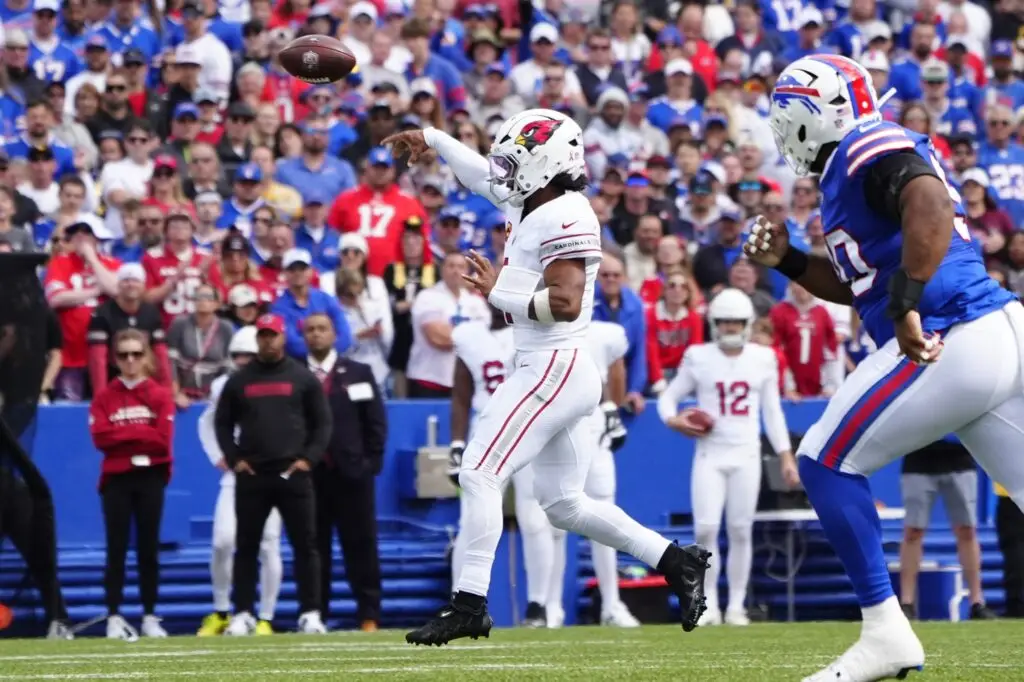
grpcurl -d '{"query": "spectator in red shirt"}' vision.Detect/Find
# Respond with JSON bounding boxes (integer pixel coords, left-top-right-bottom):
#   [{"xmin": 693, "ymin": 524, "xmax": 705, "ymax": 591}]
[
  {"xmin": 328, "ymin": 146, "xmax": 428, "ymax": 276},
  {"xmin": 44, "ymin": 219, "xmax": 120, "ymax": 400},
  {"xmin": 751, "ymin": 316, "xmax": 799, "ymax": 400},
  {"xmin": 638, "ymin": 235, "xmax": 700, "ymax": 308},
  {"xmin": 646, "ymin": 269, "xmax": 704, "ymax": 390},
  {"xmin": 769, "ymin": 282, "xmax": 840, "ymax": 398},
  {"xmin": 89, "ymin": 328, "xmax": 173, "ymax": 640},
  {"xmin": 257, "ymin": 220, "xmax": 320, "ymax": 294},
  {"xmin": 142, "ymin": 211, "xmax": 211, "ymax": 329},
  {"xmin": 145, "ymin": 155, "xmax": 192, "ymax": 216},
  {"xmin": 207, "ymin": 232, "xmax": 278, "ymax": 304}
]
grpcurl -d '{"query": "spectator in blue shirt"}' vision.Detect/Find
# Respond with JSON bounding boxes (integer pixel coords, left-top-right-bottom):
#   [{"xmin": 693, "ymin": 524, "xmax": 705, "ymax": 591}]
[
  {"xmin": 401, "ymin": 17, "xmax": 466, "ymax": 112},
  {"xmin": 888, "ymin": 20, "xmax": 938, "ymax": 103},
  {"xmin": 5, "ymin": 99, "xmax": 76, "ymax": 179},
  {"xmin": 977, "ymin": 103, "xmax": 1024, "ymax": 228},
  {"xmin": 592, "ymin": 250, "xmax": 648, "ymax": 412},
  {"xmin": 94, "ymin": 0, "xmax": 162, "ymax": 62},
  {"xmin": 920, "ymin": 60, "xmax": 977, "ymax": 139},
  {"xmin": 986, "ymin": 41, "xmax": 1024, "ymax": 113},
  {"xmin": 293, "ymin": 189, "xmax": 341, "ymax": 274},
  {"xmin": 646, "ymin": 59, "xmax": 703, "ymax": 134},
  {"xmin": 275, "ymin": 116, "xmax": 357, "ymax": 205},
  {"xmin": 28, "ymin": 0, "xmax": 83, "ymax": 85},
  {"xmin": 783, "ymin": 7, "xmax": 828, "ymax": 62},
  {"xmin": 217, "ymin": 162, "xmax": 269, "ymax": 230},
  {"xmin": 270, "ymin": 248, "xmax": 352, "ymax": 360}
]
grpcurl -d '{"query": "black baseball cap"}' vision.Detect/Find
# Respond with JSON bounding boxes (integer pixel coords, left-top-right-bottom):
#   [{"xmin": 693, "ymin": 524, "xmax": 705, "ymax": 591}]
[
  {"xmin": 227, "ymin": 101, "xmax": 256, "ymax": 120},
  {"xmin": 27, "ymin": 146, "xmax": 54, "ymax": 162},
  {"xmin": 404, "ymin": 215, "xmax": 424, "ymax": 231},
  {"xmin": 123, "ymin": 47, "xmax": 146, "ymax": 66},
  {"xmin": 223, "ymin": 233, "xmax": 249, "ymax": 253}
]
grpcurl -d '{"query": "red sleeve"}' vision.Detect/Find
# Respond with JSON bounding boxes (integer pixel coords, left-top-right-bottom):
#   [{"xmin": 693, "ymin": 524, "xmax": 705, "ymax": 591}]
[
  {"xmin": 645, "ymin": 307, "xmax": 663, "ymax": 384},
  {"xmin": 88, "ymin": 344, "xmax": 109, "ymax": 394},
  {"xmin": 150, "ymin": 385, "xmax": 175, "ymax": 453},
  {"xmin": 820, "ymin": 308, "xmax": 838, "ymax": 354},
  {"xmin": 327, "ymin": 191, "xmax": 352, "ymax": 231},
  {"xmin": 769, "ymin": 304, "xmax": 786, "ymax": 347},
  {"xmin": 142, "ymin": 253, "xmax": 161, "ymax": 288},
  {"xmin": 689, "ymin": 309, "xmax": 705, "ymax": 345},
  {"xmin": 153, "ymin": 344, "xmax": 173, "ymax": 387},
  {"xmin": 89, "ymin": 390, "xmax": 123, "ymax": 450},
  {"xmin": 43, "ymin": 257, "xmax": 72, "ymax": 302}
]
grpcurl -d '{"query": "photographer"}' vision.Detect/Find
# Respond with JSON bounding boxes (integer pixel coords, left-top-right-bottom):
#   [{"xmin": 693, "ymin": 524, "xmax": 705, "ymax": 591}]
[
  {"xmin": 88, "ymin": 329, "xmax": 174, "ymax": 641},
  {"xmin": 213, "ymin": 313, "xmax": 332, "ymax": 635}
]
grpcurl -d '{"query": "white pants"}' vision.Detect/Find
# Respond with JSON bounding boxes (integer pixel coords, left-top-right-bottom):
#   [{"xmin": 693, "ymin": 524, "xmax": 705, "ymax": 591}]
[
  {"xmin": 456, "ymin": 348, "xmax": 671, "ymax": 598},
  {"xmin": 691, "ymin": 446, "xmax": 762, "ymax": 614},
  {"xmin": 212, "ymin": 481, "xmax": 284, "ymax": 620},
  {"xmin": 799, "ymin": 303, "xmax": 1024, "ymax": 512}
]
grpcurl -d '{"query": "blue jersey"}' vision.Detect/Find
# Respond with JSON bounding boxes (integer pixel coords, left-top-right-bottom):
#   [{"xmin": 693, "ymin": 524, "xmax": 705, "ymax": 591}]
[
  {"xmin": 985, "ymin": 80, "xmax": 1024, "ymax": 115},
  {"xmin": 4, "ymin": 135, "xmax": 76, "ymax": 178},
  {"xmin": 818, "ymin": 121, "xmax": 1014, "ymax": 346},
  {"xmin": 28, "ymin": 41, "xmax": 83, "ymax": 84},
  {"xmin": 94, "ymin": 20, "xmax": 162, "ymax": 62},
  {"xmin": 0, "ymin": 2, "xmax": 33, "ymax": 32},
  {"xmin": 646, "ymin": 97, "xmax": 704, "ymax": 134},
  {"xmin": 825, "ymin": 22, "xmax": 865, "ymax": 60},
  {"xmin": 446, "ymin": 188, "xmax": 499, "ymax": 258},
  {"xmin": 762, "ymin": 0, "xmax": 805, "ymax": 45},
  {"xmin": 932, "ymin": 100, "xmax": 978, "ymax": 139},
  {"xmin": 0, "ymin": 93, "xmax": 26, "ymax": 141},
  {"xmin": 977, "ymin": 141, "xmax": 1024, "ymax": 228}
]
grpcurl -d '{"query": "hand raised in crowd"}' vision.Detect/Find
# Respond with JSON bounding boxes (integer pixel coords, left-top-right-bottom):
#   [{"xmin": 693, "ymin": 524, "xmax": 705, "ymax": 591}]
[
  {"xmin": 382, "ymin": 130, "xmax": 434, "ymax": 164},
  {"xmin": 234, "ymin": 460, "xmax": 254, "ymax": 475},
  {"xmin": 462, "ymin": 250, "xmax": 498, "ymax": 297},
  {"xmin": 743, "ymin": 215, "xmax": 791, "ymax": 268}
]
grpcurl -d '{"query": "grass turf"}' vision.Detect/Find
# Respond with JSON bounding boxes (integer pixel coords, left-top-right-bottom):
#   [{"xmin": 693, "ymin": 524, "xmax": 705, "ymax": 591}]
[{"xmin": 0, "ymin": 621, "xmax": 1022, "ymax": 680}]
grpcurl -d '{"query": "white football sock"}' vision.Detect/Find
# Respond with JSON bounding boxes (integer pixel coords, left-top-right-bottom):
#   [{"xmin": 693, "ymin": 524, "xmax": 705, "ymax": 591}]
[
  {"xmin": 454, "ymin": 469, "xmax": 505, "ymax": 597},
  {"xmin": 725, "ymin": 523, "xmax": 753, "ymax": 613},
  {"xmin": 515, "ymin": 489, "xmax": 554, "ymax": 606},
  {"xmin": 695, "ymin": 525, "xmax": 721, "ymax": 613},
  {"xmin": 547, "ymin": 526, "xmax": 568, "ymax": 612}
]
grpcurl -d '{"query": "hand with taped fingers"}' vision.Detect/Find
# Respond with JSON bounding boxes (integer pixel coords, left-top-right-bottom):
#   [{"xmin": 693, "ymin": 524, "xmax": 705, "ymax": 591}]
[
  {"xmin": 894, "ymin": 310, "xmax": 943, "ymax": 365},
  {"xmin": 743, "ymin": 214, "xmax": 791, "ymax": 268},
  {"xmin": 382, "ymin": 130, "xmax": 435, "ymax": 164},
  {"xmin": 461, "ymin": 250, "xmax": 498, "ymax": 297}
]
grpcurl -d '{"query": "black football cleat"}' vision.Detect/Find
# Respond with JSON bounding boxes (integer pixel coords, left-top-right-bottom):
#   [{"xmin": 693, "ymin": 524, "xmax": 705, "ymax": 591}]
[
  {"xmin": 522, "ymin": 601, "xmax": 547, "ymax": 628},
  {"xmin": 405, "ymin": 600, "xmax": 494, "ymax": 646},
  {"xmin": 660, "ymin": 542, "xmax": 712, "ymax": 632}
]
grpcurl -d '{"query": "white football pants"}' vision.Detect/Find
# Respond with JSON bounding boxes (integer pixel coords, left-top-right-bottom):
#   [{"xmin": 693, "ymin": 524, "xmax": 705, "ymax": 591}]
[
  {"xmin": 547, "ymin": 441, "xmax": 622, "ymax": 617},
  {"xmin": 799, "ymin": 303, "xmax": 1024, "ymax": 517},
  {"xmin": 212, "ymin": 480, "xmax": 283, "ymax": 621},
  {"xmin": 457, "ymin": 348, "xmax": 672, "ymax": 598},
  {"xmin": 691, "ymin": 446, "xmax": 762, "ymax": 614}
]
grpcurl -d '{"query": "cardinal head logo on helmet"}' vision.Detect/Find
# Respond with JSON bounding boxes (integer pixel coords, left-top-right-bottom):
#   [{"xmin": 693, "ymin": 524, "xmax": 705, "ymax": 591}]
[{"xmin": 515, "ymin": 118, "xmax": 563, "ymax": 152}]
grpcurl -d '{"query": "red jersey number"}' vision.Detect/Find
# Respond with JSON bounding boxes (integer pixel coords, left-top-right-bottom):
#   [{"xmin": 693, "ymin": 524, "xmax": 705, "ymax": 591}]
[
  {"xmin": 482, "ymin": 360, "xmax": 506, "ymax": 394},
  {"xmin": 715, "ymin": 380, "xmax": 750, "ymax": 416}
]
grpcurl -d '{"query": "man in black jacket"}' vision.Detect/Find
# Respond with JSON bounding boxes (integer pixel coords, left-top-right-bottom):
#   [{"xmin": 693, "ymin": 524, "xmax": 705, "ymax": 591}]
[
  {"xmin": 303, "ymin": 313, "xmax": 387, "ymax": 631},
  {"xmin": 214, "ymin": 312, "xmax": 332, "ymax": 635}
]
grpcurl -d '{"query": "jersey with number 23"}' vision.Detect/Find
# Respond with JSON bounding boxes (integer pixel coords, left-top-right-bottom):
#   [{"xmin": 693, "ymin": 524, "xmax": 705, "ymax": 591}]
[{"xmin": 817, "ymin": 120, "xmax": 1015, "ymax": 346}]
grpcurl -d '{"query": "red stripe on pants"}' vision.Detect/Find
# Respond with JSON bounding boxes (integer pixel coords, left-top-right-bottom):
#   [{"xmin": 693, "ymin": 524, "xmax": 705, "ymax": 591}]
[
  {"xmin": 474, "ymin": 351, "xmax": 559, "ymax": 472},
  {"xmin": 495, "ymin": 350, "xmax": 577, "ymax": 475}
]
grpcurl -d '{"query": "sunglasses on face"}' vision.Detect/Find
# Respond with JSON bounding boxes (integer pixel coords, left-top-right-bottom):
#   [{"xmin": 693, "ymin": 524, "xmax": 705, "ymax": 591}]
[
  {"xmin": 117, "ymin": 350, "xmax": 145, "ymax": 360},
  {"xmin": 988, "ymin": 120, "xmax": 1012, "ymax": 127},
  {"xmin": 192, "ymin": 292, "xmax": 218, "ymax": 301},
  {"xmin": 588, "ymin": 43, "xmax": 611, "ymax": 51},
  {"xmin": 154, "ymin": 170, "xmax": 175, "ymax": 178},
  {"xmin": 127, "ymin": 136, "xmax": 148, "ymax": 144},
  {"xmin": 229, "ymin": 116, "xmax": 254, "ymax": 124},
  {"xmin": 666, "ymin": 281, "xmax": 688, "ymax": 289},
  {"xmin": 107, "ymin": 84, "xmax": 127, "ymax": 92},
  {"xmin": 341, "ymin": 248, "xmax": 363, "ymax": 256}
]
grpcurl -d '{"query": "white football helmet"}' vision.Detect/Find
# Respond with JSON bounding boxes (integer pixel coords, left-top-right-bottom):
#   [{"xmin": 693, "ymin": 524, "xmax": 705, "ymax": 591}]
[
  {"xmin": 228, "ymin": 326, "xmax": 258, "ymax": 357},
  {"xmin": 708, "ymin": 288, "xmax": 755, "ymax": 350},
  {"xmin": 769, "ymin": 54, "xmax": 883, "ymax": 176},
  {"xmin": 488, "ymin": 108, "xmax": 587, "ymax": 207}
]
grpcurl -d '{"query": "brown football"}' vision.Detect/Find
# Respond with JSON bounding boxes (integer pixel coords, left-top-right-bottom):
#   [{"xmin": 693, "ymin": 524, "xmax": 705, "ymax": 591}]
[
  {"xmin": 279, "ymin": 34, "xmax": 357, "ymax": 84},
  {"xmin": 683, "ymin": 407, "xmax": 715, "ymax": 432}
]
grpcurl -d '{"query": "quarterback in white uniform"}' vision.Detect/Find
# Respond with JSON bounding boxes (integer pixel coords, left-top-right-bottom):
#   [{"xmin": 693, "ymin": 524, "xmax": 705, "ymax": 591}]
[
  {"xmin": 388, "ymin": 109, "xmax": 711, "ymax": 646},
  {"xmin": 546, "ymin": 319, "xmax": 640, "ymax": 628},
  {"xmin": 196, "ymin": 327, "xmax": 283, "ymax": 636},
  {"xmin": 658, "ymin": 289, "xmax": 796, "ymax": 626}
]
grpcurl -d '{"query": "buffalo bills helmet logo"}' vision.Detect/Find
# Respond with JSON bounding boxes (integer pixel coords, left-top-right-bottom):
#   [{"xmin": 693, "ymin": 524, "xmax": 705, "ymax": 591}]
[{"xmin": 515, "ymin": 118, "xmax": 562, "ymax": 151}]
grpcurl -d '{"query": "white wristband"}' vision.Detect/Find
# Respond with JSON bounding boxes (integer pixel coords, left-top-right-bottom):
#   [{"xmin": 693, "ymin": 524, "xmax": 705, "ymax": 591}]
[{"xmin": 532, "ymin": 288, "xmax": 555, "ymax": 323}]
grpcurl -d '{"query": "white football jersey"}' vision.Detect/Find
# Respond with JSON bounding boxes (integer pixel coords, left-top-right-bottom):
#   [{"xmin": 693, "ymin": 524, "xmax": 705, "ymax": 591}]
[
  {"xmin": 658, "ymin": 342, "xmax": 791, "ymax": 454},
  {"xmin": 501, "ymin": 192, "xmax": 603, "ymax": 352},
  {"xmin": 452, "ymin": 321, "xmax": 516, "ymax": 415},
  {"xmin": 587, "ymin": 320, "xmax": 629, "ymax": 386}
]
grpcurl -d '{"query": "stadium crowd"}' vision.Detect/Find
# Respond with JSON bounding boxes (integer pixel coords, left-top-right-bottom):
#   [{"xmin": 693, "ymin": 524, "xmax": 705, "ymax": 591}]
[{"xmin": 2, "ymin": 0, "xmax": 1024, "ymax": 635}]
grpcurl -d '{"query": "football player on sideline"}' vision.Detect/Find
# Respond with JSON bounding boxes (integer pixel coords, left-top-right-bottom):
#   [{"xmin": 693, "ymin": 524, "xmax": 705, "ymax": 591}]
[
  {"xmin": 658, "ymin": 289, "xmax": 796, "ymax": 627},
  {"xmin": 196, "ymin": 327, "xmax": 283, "ymax": 636},
  {"xmin": 546, "ymin": 319, "xmax": 640, "ymax": 629},
  {"xmin": 747, "ymin": 54, "xmax": 1021, "ymax": 682},
  {"xmin": 386, "ymin": 110, "xmax": 710, "ymax": 646},
  {"xmin": 448, "ymin": 307, "xmax": 557, "ymax": 628}
]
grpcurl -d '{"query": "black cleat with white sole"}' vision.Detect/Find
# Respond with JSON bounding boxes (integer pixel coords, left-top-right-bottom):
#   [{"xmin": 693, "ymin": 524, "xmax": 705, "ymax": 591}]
[
  {"xmin": 406, "ymin": 600, "xmax": 494, "ymax": 646},
  {"xmin": 522, "ymin": 601, "xmax": 547, "ymax": 628},
  {"xmin": 658, "ymin": 542, "xmax": 712, "ymax": 632}
]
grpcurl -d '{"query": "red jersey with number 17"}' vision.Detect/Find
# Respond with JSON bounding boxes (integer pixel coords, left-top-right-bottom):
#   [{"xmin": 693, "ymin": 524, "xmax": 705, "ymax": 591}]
[
  {"xmin": 769, "ymin": 301, "xmax": 837, "ymax": 397},
  {"xmin": 328, "ymin": 184, "xmax": 428, "ymax": 276},
  {"xmin": 142, "ymin": 247, "xmax": 211, "ymax": 329},
  {"xmin": 44, "ymin": 252, "xmax": 122, "ymax": 368}
]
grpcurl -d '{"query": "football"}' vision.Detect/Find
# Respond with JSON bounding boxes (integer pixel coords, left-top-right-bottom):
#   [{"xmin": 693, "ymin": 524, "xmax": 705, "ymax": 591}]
[
  {"xmin": 279, "ymin": 34, "xmax": 357, "ymax": 84},
  {"xmin": 683, "ymin": 407, "xmax": 715, "ymax": 432}
]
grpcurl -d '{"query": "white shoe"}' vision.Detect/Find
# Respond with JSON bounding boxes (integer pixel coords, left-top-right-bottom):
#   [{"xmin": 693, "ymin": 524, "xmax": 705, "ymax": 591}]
[
  {"xmin": 46, "ymin": 620, "xmax": 73, "ymax": 640},
  {"xmin": 141, "ymin": 615, "xmax": 168, "ymax": 638},
  {"xmin": 298, "ymin": 610, "xmax": 327, "ymax": 634},
  {"xmin": 601, "ymin": 601, "xmax": 641, "ymax": 628},
  {"xmin": 225, "ymin": 612, "xmax": 257, "ymax": 636},
  {"xmin": 545, "ymin": 604, "xmax": 565, "ymax": 629},
  {"xmin": 802, "ymin": 601, "xmax": 924, "ymax": 682},
  {"xmin": 697, "ymin": 608, "xmax": 722, "ymax": 627},
  {"xmin": 106, "ymin": 614, "xmax": 139, "ymax": 642},
  {"xmin": 724, "ymin": 608, "xmax": 750, "ymax": 626}
]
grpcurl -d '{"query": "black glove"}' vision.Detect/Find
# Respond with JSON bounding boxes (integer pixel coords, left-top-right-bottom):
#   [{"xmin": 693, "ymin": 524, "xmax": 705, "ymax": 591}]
[
  {"xmin": 601, "ymin": 401, "xmax": 627, "ymax": 452},
  {"xmin": 448, "ymin": 440, "xmax": 465, "ymax": 487}
]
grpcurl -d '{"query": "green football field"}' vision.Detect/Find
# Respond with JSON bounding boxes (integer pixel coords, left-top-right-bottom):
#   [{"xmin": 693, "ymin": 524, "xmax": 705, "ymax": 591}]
[{"xmin": 0, "ymin": 621, "xmax": 1021, "ymax": 680}]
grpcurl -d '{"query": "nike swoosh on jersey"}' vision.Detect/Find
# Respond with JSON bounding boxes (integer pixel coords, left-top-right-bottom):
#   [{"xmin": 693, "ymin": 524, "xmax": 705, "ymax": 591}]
[{"xmin": 561, "ymin": 221, "xmax": 577, "ymax": 230}]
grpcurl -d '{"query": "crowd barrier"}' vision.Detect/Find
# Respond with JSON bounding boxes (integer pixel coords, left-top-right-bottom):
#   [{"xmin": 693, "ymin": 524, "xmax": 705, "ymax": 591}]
[{"xmin": 26, "ymin": 399, "xmax": 993, "ymax": 548}]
